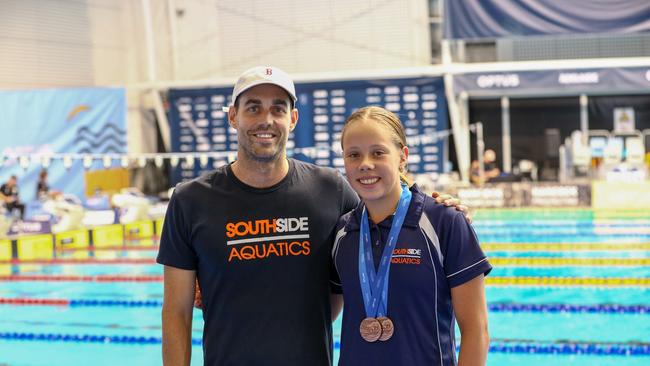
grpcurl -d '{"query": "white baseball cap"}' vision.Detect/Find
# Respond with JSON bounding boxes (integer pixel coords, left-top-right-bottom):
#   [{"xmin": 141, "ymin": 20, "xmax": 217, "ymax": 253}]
[{"xmin": 231, "ymin": 66, "xmax": 297, "ymax": 107}]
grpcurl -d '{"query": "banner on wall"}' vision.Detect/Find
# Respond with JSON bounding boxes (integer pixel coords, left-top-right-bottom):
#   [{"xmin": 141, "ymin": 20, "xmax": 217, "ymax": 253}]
[
  {"xmin": 0, "ymin": 88, "xmax": 126, "ymax": 203},
  {"xmin": 168, "ymin": 77, "xmax": 449, "ymax": 185},
  {"xmin": 444, "ymin": 0, "xmax": 650, "ymax": 40},
  {"xmin": 455, "ymin": 183, "xmax": 590, "ymax": 208},
  {"xmin": 453, "ymin": 67, "xmax": 650, "ymax": 96}
]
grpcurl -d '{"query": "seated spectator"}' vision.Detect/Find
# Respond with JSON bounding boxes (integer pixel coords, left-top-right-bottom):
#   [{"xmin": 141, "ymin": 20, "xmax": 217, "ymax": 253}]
[
  {"xmin": 36, "ymin": 169, "xmax": 61, "ymax": 200},
  {"xmin": 1, "ymin": 175, "xmax": 25, "ymax": 220},
  {"xmin": 470, "ymin": 149, "xmax": 501, "ymax": 185},
  {"xmin": 470, "ymin": 159, "xmax": 482, "ymax": 185}
]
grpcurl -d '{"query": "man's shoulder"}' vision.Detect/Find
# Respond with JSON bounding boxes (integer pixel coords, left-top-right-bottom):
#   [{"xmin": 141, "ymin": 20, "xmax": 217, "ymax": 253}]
[
  {"xmin": 292, "ymin": 159, "xmax": 345, "ymax": 183},
  {"xmin": 172, "ymin": 167, "xmax": 225, "ymax": 198}
]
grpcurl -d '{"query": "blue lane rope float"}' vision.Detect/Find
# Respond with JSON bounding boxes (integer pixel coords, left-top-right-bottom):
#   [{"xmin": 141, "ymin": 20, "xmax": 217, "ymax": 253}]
[
  {"xmin": 2, "ymin": 332, "xmax": 648, "ymax": 356},
  {"xmin": 0, "ymin": 332, "xmax": 201, "ymax": 346},
  {"xmin": 489, "ymin": 303, "xmax": 650, "ymax": 314},
  {"xmin": 68, "ymin": 299, "xmax": 163, "ymax": 307},
  {"xmin": 486, "ymin": 341, "xmax": 650, "ymax": 356}
]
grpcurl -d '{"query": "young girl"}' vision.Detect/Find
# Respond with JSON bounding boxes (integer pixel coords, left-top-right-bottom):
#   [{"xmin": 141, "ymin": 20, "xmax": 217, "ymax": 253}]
[{"xmin": 332, "ymin": 106, "xmax": 491, "ymax": 365}]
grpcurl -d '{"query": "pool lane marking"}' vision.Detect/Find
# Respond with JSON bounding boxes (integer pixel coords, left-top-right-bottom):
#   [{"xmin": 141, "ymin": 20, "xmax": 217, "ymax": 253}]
[
  {"xmin": 2, "ymin": 274, "xmax": 647, "ymax": 287},
  {"xmin": 489, "ymin": 257, "xmax": 650, "ymax": 267},
  {"xmin": 487, "ymin": 276, "xmax": 650, "ymax": 287},
  {"xmin": 13, "ymin": 256, "xmax": 648, "ymax": 266},
  {"xmin": 2, "ymin": 298, "xmax": 649, "ymax": 314},
  {"xmin": 2, "ymin": 332, "xmax": 650, "ymax": 356},
  {"xmin": 482, "ymin": 242, "xmax": 650, "ymax": 251},
  {"xmin": 56, "ymin": 245, "xmax": 159, "ymax": 252},
  {"xmin": 0, "ymin": 298, "xmax": 70, "ymax": 306},
  {"xmin": 0, "ymin": 275, "xmax": 162, "ymax": 282},
  {"xmin": 0, "ymin": 258, "xmax": 156, "ymax": 265}
]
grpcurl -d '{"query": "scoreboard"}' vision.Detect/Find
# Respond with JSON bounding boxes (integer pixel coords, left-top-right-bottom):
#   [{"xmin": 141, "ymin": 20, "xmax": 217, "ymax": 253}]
[{"xmin": 168, "ymin": 77, "xmax": 447, "ymax": 185}]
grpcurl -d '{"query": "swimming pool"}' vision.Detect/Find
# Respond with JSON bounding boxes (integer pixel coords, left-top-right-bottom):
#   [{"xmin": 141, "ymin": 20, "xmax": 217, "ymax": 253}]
[{"xmin": 0, "ymin": 208, "xmax": 648, "ymax": 365}]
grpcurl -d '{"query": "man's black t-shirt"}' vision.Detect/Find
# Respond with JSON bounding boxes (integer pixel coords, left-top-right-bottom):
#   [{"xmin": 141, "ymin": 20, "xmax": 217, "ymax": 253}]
[
  {"xmin": 157, "ymin": 159, "xmax": 359, "ymax": 365},
  {"xmin": 0, "ymin": 184, "xmax": 18, "ymax": 199},
  {"xmin": 1, "ymin": 184, "xmax": 19, "ymax": 208},
  {"xmin": 484, "ymin": 161, "xmax": 499, "ymax": 181}
]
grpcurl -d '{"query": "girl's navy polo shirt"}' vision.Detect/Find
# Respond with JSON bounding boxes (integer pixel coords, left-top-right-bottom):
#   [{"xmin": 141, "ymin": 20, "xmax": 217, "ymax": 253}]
[{"xmin": 332, "ymin": 185, "xmax": 492, "ymax": 365}]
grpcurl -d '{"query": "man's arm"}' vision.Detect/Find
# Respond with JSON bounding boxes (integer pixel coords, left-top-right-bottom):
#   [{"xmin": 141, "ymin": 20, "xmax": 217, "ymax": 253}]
[
  {"xmin": 451, "ymin": 274, "xmax": 490, "ymax": 366},
  {"xmin": 330, "ymin": 293, "xmax": 343, "ymax": 322},
  {"xmin": 162, "ymin": 265, "xmax": 197, "ymax": 366}
]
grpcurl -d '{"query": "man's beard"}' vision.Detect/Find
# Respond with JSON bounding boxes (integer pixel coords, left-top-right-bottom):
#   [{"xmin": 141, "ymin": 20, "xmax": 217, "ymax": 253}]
[{"xmin": 239, "ymin": 134, "xmax": 286, "ymax": 163}]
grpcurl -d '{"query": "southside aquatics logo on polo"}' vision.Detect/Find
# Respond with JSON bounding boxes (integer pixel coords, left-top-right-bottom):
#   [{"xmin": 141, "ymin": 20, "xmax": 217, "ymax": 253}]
[{"xmin": 225, "ymin": 217, "xmax": 311, "ymax": 262}]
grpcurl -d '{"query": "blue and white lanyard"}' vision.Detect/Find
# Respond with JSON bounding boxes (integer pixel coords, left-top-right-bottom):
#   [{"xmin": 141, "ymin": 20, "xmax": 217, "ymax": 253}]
[{"xmin": 358, "ymin": 184, "xmax": 412, "ymax": 318}]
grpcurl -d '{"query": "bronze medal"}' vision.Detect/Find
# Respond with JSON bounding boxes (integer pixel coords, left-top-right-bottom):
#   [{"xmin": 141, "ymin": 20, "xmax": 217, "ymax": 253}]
[
  {"xmin": 377, "ymin": 316, "xmax": 394, "ymax": 341},
  {"xmin": 359, "ymin": 317, "xmax": 382, "ymax": 342}
]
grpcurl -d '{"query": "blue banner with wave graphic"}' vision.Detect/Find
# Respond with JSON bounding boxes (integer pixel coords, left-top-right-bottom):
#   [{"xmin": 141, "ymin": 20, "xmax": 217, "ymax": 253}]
[{"xmin": 0, "ymin": 87, "xmax": 126, "ymax": 208}]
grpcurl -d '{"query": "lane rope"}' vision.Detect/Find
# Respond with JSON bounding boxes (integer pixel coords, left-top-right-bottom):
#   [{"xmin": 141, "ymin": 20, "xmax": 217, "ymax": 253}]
[
  {"xmin": 488, "ymin": 303, "xmax": 650, "ymax": 314},
  {"xmin": 1, "ymin": 258, "xmax": 156, "ymax": 265},
  {"xmin": 2, "ymin": 297, "xmax": 649, "ymax": 314},
  {"xmin": 1, "ymin": 332, "xmax": 648, "ymax": 356},
  {"xmin": 485, "ymin": 340, "xmax": 650, "ymax": 356},
  {"xmin": 482, "ymin": 242, "xmax": 650, "ymax": 251},
  {"xmin": 487, "ymin": 276, "xmax": 650, "ymax": 287},
  {"xmin": 3, "ymin": 275, "xmax": 647, "ymax": 286},
  {"xmin": 489, "ymin": 257, "xmax": 650, "ymax": 267},
  {"xmin": 0, "ymin": 275, "xmax": 163, "ymax": 282},
  {"xmin": 56, "ymin": 245, "xmax": 159, "ymax": 252}
]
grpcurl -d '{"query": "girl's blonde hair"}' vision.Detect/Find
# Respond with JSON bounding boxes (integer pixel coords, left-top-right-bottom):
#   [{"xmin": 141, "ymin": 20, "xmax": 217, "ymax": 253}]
[{"xmin": 341, "ymin": 106, "xmax": 410, "ymax": 185}]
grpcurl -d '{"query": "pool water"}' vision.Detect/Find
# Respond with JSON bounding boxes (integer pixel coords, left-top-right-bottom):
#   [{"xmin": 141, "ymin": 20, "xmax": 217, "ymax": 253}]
[{"xmin": 0, "ymin": 208, "xmax": 648, "ymax": 365}]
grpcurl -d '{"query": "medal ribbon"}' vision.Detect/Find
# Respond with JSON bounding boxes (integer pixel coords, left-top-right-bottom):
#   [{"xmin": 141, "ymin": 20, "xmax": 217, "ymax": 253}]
[{"xmin": 358, "ymin": 183, "xmax": 411, "ymax": 318}]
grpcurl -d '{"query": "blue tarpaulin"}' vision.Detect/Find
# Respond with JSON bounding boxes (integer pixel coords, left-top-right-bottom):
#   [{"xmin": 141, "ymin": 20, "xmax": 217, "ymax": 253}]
[
  {"xmin": 453, "ymin": 66, "xmax": 650, "ymax": 96},
  {"xmin": 444, "ymin": 0, "xmax": 650, "ymax": 40}
]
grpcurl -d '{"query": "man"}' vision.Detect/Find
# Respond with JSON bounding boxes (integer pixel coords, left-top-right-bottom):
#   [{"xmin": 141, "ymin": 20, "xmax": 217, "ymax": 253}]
[
  {"xmin": 36, "ymin": 169, "xmax": 61, "ymax": 200},
  {"xmin": 157, "ymin": 66, "xmax": 467, "ymax": 365},
  {"xmin": 483, "ymin": 149, "xmax": 501, "ymax": 182},
  {"xmin": 158, "ymin": 66, "xmax": 359, "ymax": 366},
  {"xmin": 1, "ymin": 175, "xmax": 25, "ymax": 220}
]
